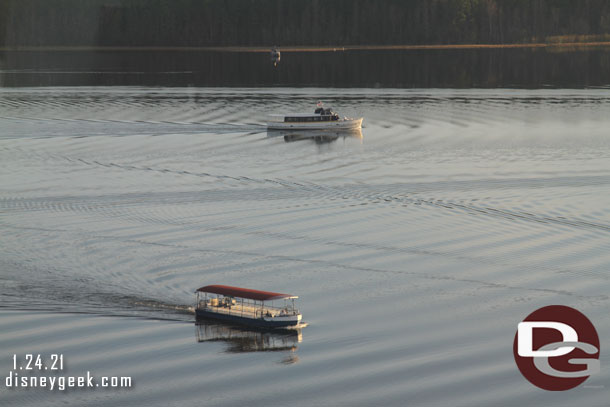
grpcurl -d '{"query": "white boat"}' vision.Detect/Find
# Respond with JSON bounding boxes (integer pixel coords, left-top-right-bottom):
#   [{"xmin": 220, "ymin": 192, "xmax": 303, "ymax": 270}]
[
  {"xmin": 195, "ymin": 284, "xmax": 303, "ymax": 329},
  {"xmin": 267, "ymin": 105, "xmax": 363, "ymax": 130}
]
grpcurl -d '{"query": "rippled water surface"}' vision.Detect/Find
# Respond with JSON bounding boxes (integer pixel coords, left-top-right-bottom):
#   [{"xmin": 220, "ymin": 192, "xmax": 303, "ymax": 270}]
[{"xmin": 1, "ymin": 87, "xmax": 610, "ymax": 406}]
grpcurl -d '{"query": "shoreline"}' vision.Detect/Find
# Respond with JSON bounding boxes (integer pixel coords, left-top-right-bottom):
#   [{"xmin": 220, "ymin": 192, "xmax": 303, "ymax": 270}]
[{"xmin": 2, "ymin": 42, "xmax": 610, "ymax": 53}]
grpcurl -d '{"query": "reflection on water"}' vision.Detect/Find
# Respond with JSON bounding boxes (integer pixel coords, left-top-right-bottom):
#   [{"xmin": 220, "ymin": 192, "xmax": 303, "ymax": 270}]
[
  {"xmin": 268, "ymin": 129, "xmax": 363, "ymax": 144},
  {"xmin": 195, "ymin": 320, "xmax": 302, "ymax": 358}
]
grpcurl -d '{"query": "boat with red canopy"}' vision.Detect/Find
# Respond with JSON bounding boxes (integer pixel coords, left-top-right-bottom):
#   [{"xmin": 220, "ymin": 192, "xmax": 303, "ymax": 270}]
[{"xmin": 195, "ymin": 285, "xmax": 302, "ymax": 328}]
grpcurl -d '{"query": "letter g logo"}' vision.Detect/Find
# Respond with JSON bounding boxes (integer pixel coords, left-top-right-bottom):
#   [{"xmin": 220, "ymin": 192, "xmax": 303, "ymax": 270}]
[{"xmin": 513, "ymin": 305, "xmax": 600, "ymax": 391}]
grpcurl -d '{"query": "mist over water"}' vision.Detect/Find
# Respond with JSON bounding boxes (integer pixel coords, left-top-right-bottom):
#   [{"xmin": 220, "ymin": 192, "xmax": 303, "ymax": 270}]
[{"xmin": 1, "ymin": 85, "xmax": 610, "ymax": 406}]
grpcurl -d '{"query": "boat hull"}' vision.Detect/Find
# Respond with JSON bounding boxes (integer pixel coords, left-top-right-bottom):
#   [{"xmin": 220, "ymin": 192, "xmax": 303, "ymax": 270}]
[
  {"xmin": 267, "ymin": 118, "xmax": 362, "ymax": 130},
  {"xmin": 196, "ymin": 308, "xmax": 301, "ymax": 328}
]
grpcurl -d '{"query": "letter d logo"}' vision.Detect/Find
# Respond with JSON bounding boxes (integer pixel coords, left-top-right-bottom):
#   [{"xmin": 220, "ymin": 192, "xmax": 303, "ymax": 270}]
[
  {"xmin": 513, "ymin": 305, "xmax": 600, "ymax": 391},
  {"xmin": 517, "ymin": 322, "xmax": 577, "ymax": 357}
]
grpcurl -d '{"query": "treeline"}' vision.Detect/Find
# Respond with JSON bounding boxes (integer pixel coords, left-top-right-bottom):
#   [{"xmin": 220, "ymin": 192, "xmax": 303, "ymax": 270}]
[{"xmin": 2, "ymin": 0, "xmax": 610, "ymax": 47}]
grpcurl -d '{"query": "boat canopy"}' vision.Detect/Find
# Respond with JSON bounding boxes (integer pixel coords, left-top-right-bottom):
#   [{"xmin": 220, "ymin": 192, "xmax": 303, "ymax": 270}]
[{"xmin": 196, "ymin": 285, "xmax": 298, "ymax": 301}]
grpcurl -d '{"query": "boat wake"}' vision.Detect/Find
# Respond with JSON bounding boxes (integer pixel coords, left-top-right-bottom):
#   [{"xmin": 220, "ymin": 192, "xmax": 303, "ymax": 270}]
[{"xmin": 287, "ymin": 322, "xmax": 309, "ymax": 329}]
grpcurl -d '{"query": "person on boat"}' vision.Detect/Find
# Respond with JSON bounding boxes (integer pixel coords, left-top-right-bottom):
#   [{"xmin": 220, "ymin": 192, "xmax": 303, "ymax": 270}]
[{"xmin": 315, "ymin": 101, "xmax": 324, "ymax": 114}]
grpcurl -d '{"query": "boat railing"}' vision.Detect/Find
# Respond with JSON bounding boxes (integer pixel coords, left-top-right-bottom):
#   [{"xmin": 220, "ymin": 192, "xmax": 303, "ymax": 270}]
[
  {"xmin": 257, "ymin": 305, "xmax": 300, "ymax": 318},
  {"xmin": 199, "ymin": 299, "xmax": 299, "ymax": 318},
  {"xmin": 267, "ymin": 113, "xmax": 340, "ymax": 123}
]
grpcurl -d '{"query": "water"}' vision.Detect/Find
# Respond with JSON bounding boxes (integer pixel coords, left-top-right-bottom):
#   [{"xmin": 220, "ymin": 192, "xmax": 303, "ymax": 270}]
[
  {"xmin": 2, "ymin": 48, "xmax": 610, "ymax": 87},
  {"xmin": 1, "ymin": 86, "xmax": 610, "ymax": 406}
]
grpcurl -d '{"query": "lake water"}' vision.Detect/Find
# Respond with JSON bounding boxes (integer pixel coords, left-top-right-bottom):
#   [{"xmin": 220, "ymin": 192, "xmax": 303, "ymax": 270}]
[
  {"xmin": 2, "ymin": 48, "xmax": 610, "ymax": 88},
  {"xmin": 1, "ymin": 85, "xmax": 610, "ymax": 406}
]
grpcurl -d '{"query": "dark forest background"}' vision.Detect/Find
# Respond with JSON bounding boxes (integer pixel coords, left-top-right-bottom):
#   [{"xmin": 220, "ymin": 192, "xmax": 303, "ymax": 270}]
[{"xmin": 2, "ymin": 0, "xmax": 610, "ymax": 47}]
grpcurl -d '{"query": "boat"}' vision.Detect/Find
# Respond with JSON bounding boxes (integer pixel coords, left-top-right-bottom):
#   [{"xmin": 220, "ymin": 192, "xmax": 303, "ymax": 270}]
[
  {"xmin": 195, "ymin": 284, "xmax": 303, "ymax": 329},
  {"xmin": 267, "ymin": 103, "xmax": 363, "ymax": 130}
]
